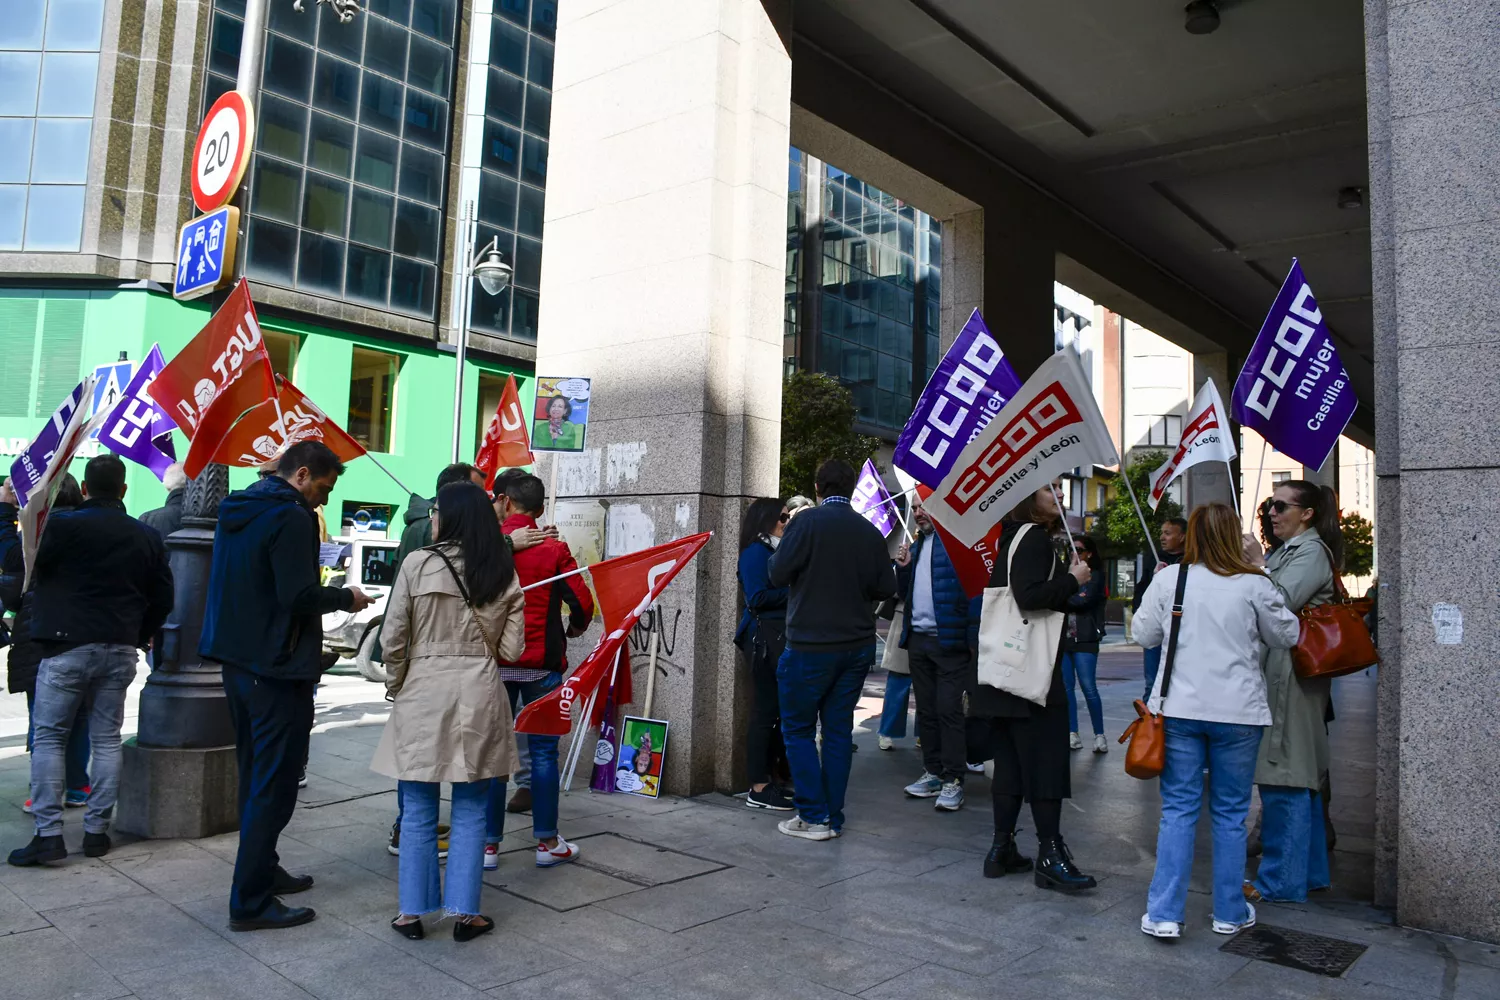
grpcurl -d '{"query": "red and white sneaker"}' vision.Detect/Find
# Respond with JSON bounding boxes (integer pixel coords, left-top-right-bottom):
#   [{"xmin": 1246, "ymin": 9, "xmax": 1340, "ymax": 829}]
[
  {"xmin": 536, "ymin": 835, "xmax": 580, "ymax": 868},
  {"xmin": 484, "ymin": 844, "xmax": 500, "ymax": 870},
  {"xmin": 22, "ymin": 799, "xmax": 33, "ymax": 815}
]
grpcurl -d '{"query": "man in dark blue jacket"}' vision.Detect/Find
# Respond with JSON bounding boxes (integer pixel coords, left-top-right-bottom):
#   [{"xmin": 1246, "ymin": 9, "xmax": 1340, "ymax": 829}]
[
  {"xmin": 894, "ymin": 503, "xmax": 979, "ymax": 812},
  {"xmin": 767, "ymin": 459, "xmax": 897, "ymax": 842},
  {"xmin": 7, "ymin": 455, "xmax": 173, "ymax": 867},
  {"xmin": 201, "ymin": 441, "xmax": 370, "ymax": 931}
]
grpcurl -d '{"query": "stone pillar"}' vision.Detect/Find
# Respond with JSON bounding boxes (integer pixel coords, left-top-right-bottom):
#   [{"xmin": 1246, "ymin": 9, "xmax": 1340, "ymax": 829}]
[
  {"xmin": 1366, "ymin": 0, "xmax": 1500, "ymax": 943},
  {"xmin": 534, "ymin": 0, "xmax": 790, "ymax": 795},
  {"xmin": 983, "ymin": 212, "xmax": 1054, "ymax": 377},
  {"xmin": 1184, "ymin": 351, "xmax": 1235, "ymax": 509},
  {"xmin": 939, "ymin": 208, "xmax": 984, "ymax": 352}
]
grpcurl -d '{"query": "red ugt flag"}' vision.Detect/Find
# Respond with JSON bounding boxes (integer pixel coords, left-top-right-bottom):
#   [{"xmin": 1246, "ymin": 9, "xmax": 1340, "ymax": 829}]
[
  {"xmin": 209, "ymin": 375, "xmax": 368, "ymax": 469},
  {"xmin": 147, "ymin": 279, "xmax": 275, "ymax": 478},
  {"xmin": 514, "ymin": 532, "xmax": 712, "ymax": 736},
  {"xmin": 475, "ymin": 374, "xmax": 533, "ymax": 489}
]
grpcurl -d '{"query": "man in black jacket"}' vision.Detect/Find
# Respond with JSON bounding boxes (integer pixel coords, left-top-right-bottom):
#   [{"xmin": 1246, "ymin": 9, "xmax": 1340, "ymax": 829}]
[
  {"xmin": 7, "ymin": 455, "xmax": 174, "ymax": 867},
  {"xmin": 138, "ymin": 463, "xmax": 187, "ymax": 538},
  {"xmin": 767, "ymin": 459, "xmax": 897, "ymax": 842},
  {"xmin": 201, "ymin": 441, "xmax": 370, "ymax": 931}
]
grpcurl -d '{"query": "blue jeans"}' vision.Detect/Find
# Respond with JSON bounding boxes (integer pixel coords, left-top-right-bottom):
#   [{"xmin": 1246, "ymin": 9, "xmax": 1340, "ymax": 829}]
[
  {"xmin": 488, "ymin": 673, "xmax": 561, "ymax": 844},
  {"xmin": 30, "ymin": 644, "xmax": 136, "ymax": 837},
  {"xmin": 26, "ymin": 691, "xmax": 91, "ymax": 793},
  {"xmin": 777, "ymin": 644, "xmax": 874, "ymax": 831},
  {"xmin": 1061, "ymin": 651, "xmax": 1104, "ymax": 736},
  {"xmin": 398, "ymin": 779, "xmax": 487, "ymax": 916},
  {"xmin": 1254, "ymin": 785, "xmax": 1331, "ymax": 902},
  {"xmin": 1142, "ymin": 645, "xmax": 1162, "ymax": 700},
  {"xmin": 878, "ymin": 672, "xmax": 912, "ymax": 738},
  {"xmin": 1147, "ymin": 718, "xmax": 1263, "ymax": 926}
]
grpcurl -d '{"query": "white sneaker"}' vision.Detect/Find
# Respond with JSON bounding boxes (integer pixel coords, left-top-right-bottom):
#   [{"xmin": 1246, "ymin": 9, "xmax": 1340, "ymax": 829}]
[
  {"xmin": 1093, "ymin": 733, "xmax": 1109, "ymax": 754},
  {"xmin": 904, "ymin": 772, "xmax": 943, "ymax": 798},
  {"xmin": 966, "ymin": 761, "xmax": 985, "ymax": 774},
  {"xmin": 935, "ymin": 781, "xmax": 964, "ymax": 812},
  {"xmin": 1213, "ymin": 902, "xmax": 1256, "ymax": 935},
  {"xmin": 536, "ymin": 835, "xmax": 581, "ymax": 868},
  {"xmin": 777, "ymin": 816, "xmax": 833, "ymax": 841},
  {"xmin": 878, "ymin": 735, "xmax": 894, "ymax": 751},
  {"xmin": 1069, "ymin": 732, "xmax": 1083, "ymax": 751},
  {"xmin": 1141, "ymin": 914, "xmax": 1183, "ymax": 939},
  {"xmin": 484, "ymin": 844, "xmax": 500, "ymax": 870}
]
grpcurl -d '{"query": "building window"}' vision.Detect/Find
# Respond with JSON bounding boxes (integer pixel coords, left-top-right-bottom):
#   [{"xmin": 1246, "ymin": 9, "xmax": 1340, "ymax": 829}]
[
  {"xmin": 474, "ymin": 370, "xmax": 505, "ymax": 453},
  {"xmin": 0, "ymin": 0, "xmax": 105, "ymax": 252},
  {"xmin": 347, "ymin": 346, "xmax": 399, "ymax": 452},
  {"xmin": 466, "ymin": 6, "xmax": 555, "ymax": 343},
  {"xmin": 1271, "ymin": 471, "xmax": 1292, "ymax": 486},
  {"xmin": 1145, "ymin": 414, "xmax": 1182, "ymax": 447},
  {"xmin": 785, "ymin": 149, "xmax": 940, "ymax": 432},
  {"xmin": 263, "ymin": 329, "xmax": 300, "ymax": 380},
  {"xmin": 1096, "ymin": 484, "xmax": 1107, "ymax": 511},
  {"xmin": 206, "ymin": 0, "xmax": 458, "ymax": 318}
]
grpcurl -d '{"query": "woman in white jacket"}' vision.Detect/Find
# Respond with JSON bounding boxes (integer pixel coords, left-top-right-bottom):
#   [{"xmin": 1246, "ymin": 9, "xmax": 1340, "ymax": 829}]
[{"xmin": 1131, "ymin": 502, "xmax": 1300, "ymax": 940}]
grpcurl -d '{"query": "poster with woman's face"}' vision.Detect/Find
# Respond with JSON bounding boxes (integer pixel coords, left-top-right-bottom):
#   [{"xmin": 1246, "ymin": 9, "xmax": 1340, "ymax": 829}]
[
  {"xmin": 532, "ymin": 376, "xmax": 590, "ymax": 453},
  {"xmin": 615, "ymin": 716, "xmax": 668, "ymax": 798}
]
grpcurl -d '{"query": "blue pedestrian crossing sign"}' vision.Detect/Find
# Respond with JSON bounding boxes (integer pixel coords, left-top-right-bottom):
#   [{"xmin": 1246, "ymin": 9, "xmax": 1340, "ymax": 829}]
[{"xmin": 172, "ymin": 205, "xmax": 240, "ymax": 301}]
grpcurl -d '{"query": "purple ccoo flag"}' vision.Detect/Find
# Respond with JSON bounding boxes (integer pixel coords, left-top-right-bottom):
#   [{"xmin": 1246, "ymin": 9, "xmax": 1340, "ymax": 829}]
[
  {"xmin": 9, "ymin": 381, "xmax": 91, "ymax": 507},
  {"xmin": 1232, "ymin": 259, "xmax": 1357, "ymax": 471},
  {"xmin": 98, "ymin": 343, "xmax": 178, "ymax": 481},
  {"xmin": 893, "ymin": 308, "xmax": 1024, "ymax": 489},
  {"xmin": 850, "ymin": 459, "xmax": 895, "ymax": 538}
]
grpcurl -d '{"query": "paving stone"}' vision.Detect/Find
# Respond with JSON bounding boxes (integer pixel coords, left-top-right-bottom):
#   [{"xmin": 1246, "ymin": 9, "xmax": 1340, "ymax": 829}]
[
  {"xmin": 635, "ymin": 947, "xmax": 895, "ymax": 1000},
  {"xmin": 0, "ymin": 881, "xmax": 47, "ymax": 937},
  {"xmin": 593, "ymin": 865, "xmax": 822, "ymax": 932},
  {"xmin": 118, "ymin": 951, "xmax": 317, "ymax": 1000},
  {"xmin": 272, "ymin": 932, "xmax": 490, "ymax": 1000},
  {"xmin": 568, "ymin": 832, "xmax": 725, "ymax": 885},
  {"xmin": 193, "ymin": 829, "xmax": 341, "ymax": 873},
  {"xmin": 483, "ymin": 854, "xmax": 642, "ymax": 911},
  {"xmin": 861, "ymin": 961, "xmax": 1028, "ymax": 1000},
  {"xmin": 180, "ymin": 894, "xmax": 374, "ymax": 967},
  {"xmin": 0, "ymin": 856, "xmax": 149, "ymax": 912},
  {"xmin": 0, "ymin": 926, "xmax": 131, "ymax": 1000},
  {"xmin": 492, "ymin": 890, "xmax": 718, "ymax": 977},
  {"xmin": 42, "ymin": 894, "xmax": 238, "ymax": 975},
  {"xmin": 104, "ymin": 841, "xmax": 235, "ymax": 904},
  {"xmin": 287, "ymin": 822, "xmax": 407, "ymax": 876}
]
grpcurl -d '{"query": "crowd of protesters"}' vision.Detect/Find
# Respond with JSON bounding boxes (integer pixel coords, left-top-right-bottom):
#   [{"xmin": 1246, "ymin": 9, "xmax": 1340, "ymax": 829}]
[{"xmin": 0, "ymin": 440, "xmax": 1355, "ymax": 945}]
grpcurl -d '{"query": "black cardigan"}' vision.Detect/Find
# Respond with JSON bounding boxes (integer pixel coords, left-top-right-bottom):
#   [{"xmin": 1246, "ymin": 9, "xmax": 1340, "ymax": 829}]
[{"xmin": 972, "ymin": 521, "xmax": 1078, "ymax": 719}]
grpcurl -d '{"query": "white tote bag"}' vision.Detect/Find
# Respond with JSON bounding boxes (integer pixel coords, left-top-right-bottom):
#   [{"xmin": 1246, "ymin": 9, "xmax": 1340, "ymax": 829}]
[{"xmin": 977, "ymin": 523, "xmax": 1063, "ymax": 706}]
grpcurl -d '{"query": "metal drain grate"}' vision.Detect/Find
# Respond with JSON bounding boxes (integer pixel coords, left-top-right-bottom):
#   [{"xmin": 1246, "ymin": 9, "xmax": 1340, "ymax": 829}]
[{"xmin": 1220, "ymin": 924, "xmax": 1368, "ymax": 978}]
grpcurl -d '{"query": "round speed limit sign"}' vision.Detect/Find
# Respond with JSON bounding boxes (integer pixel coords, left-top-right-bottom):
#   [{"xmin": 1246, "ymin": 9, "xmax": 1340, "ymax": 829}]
[{"xmin": 191, "ymin": 90, "xmax": 255, "ymax": 213}]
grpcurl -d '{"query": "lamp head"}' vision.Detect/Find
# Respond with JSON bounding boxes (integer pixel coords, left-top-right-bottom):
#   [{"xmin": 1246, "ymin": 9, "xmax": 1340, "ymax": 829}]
[{"xmin": 474, "ymin": 247, "xmax": 513, "ymax": 296}]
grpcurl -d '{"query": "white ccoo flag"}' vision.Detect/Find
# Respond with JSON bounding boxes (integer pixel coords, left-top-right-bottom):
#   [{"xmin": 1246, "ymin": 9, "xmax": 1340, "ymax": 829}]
[
  {"xmin": 1146, "ymin": 380, "xmax": 1237, "ymax": 510},
  {"xmin": 924, "ymin": 347, "xmax": 1117, "ymax": 547}
]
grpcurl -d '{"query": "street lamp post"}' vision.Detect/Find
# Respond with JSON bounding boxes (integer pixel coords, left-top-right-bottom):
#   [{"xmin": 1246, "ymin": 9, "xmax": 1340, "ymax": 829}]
[{"xmin": 450, "ymin": 198, "xmax": 514, "ymax": 463}]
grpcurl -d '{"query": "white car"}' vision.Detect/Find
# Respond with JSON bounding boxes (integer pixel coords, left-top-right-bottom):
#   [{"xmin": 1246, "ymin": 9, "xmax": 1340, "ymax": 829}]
[{"xmin": 321, "ymin": 535, "xmax": 401, "ymax": 682}]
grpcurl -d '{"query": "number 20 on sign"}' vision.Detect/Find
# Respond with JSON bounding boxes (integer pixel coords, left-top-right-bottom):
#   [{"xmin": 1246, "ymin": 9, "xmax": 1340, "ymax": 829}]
[{"xmin": 191, "ymin": 90, "xmax": 255, "ymax": 213}]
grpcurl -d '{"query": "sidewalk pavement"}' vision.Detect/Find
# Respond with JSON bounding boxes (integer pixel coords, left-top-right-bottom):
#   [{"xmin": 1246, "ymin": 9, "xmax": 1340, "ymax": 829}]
[{"xmin": 0, "ymin": 665, "xmax": 1495, "ymax": 1000}]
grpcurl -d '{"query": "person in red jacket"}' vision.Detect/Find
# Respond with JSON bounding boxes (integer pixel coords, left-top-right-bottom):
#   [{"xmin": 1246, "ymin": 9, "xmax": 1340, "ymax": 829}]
[{"xmin": 485, "ymin": 474, "xmax": 594, "ymax": 870}]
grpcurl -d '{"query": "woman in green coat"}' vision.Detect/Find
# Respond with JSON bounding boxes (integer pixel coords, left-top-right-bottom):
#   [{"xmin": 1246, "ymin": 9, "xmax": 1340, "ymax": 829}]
[{"xmin": 1247, "ymin": 480, "xmax": 1341, "ymax": 904}]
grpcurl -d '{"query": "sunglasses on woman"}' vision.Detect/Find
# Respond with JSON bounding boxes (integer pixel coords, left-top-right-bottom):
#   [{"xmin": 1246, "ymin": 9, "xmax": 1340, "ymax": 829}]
[
  {"xmin": 778, "ymin": 512, "xmax": 790, "ymax": 523},
  {"xmin": 1265, "ymin": 500, "xmax": 1306, "ymax": 514}
]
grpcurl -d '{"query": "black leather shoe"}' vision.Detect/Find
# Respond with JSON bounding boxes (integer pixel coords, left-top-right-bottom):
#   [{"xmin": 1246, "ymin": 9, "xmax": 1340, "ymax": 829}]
[
  {"xmin": 454, "ymin": 915, "xmax": 494, "ymax": 943},
  {"xmin": 230, "ymin": 899, "xmax": 317, "ymax": 932},
  {"xmin": 1034, "ymin": 836, "xmax": 1097, "ymax": 892},
  {"xmin": 983, "ymin": 832, "xmax": 1032, "ymax": 878},
  {"xmin": 272, "ymin": 866, "xmax": 314, "ymax": 895},
  {"xmin": 82, "ymin": 832, "xmax": 111, "ymax": 858},
  {"xmin": 391, "ymin": 915, "xmax": 424, "ymax": 940},
  {"xmin": 8, "ymin": 834, "xmax": 66, "ymax": 867}
]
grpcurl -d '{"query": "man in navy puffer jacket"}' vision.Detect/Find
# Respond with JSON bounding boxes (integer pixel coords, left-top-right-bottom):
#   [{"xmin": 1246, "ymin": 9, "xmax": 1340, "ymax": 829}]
[{"xmin": 895, "ymin": 503, "xmax": 979, "ymax": 812}]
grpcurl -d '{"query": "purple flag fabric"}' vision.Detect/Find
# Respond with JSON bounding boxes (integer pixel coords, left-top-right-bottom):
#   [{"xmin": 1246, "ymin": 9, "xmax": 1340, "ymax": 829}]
[
  {"xmin": 850, "ymin": 459, "xmax": 895, "ymax": 538},
  {"xmin": 9, "ymin": 380, "xmax": 90, "ymax": 507},
  {"xmin": 893, "ymin": 308, "xmax": 1024, "ymax": 489},
  {"xmin": 1232, "ymin": 260, "xmax": 1357, "ymax": 471},
  {"xmin": 590, "ymin": 686, "xmax": 620, "ymax": 794},
  {"xmin": 98, "ymin": 344, "xmax": 178, "ymax": 481}
]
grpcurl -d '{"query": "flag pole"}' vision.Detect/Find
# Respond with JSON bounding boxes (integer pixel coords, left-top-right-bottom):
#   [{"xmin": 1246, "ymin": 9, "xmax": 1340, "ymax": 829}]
[
  {"xmin": 561, "ymin": 683, "xmax": 600, "ymax": 793},
  {"xmin": 642, "ymin": 622, "xmax": 662, "ymax": 719},
  {"xmin": 1252, "ymin": 435, "xmax": 1269, "ymax": 522},
  {"xmin": 363, "ymin": 452, "xmax": 415, "ymax": 498},
  {"xmin": 1049, "ymin": 484, "xmax": 1076, "ymax": 552},
  {"xmin": 521, "ymin": 563, "xmax": 590, "ymax": 593},
  {"xmin": 891, "ymin": 495, "xmax": 916, "ymax": 544},
  {"xmin": 546, "ymin": 454, "xmax": 559, "ymax": 527},
  {"xmin": 1116, "ymin": 448, "xmax": 1160, "ymax": 564}
]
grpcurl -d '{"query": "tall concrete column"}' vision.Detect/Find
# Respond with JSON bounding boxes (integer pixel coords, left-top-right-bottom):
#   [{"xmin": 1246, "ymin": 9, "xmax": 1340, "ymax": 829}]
[
  {"xmin": 983, "ymin": 209, "xmax": 1054, "ymax": 377},
  {"xmin": 1184, "ymin": 351, "xmax": 1235, "ymax": 509},
  {"xmin": 1367, "ymin": 0, "xmax": 1500, "ymax": 943},
  {"xmin": 535, "ymin": 0, "xmax": 791, "ymax": 794}
]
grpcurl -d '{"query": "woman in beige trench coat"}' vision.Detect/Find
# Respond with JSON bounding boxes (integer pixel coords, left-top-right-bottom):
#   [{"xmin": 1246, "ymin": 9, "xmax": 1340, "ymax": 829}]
[
  {"xmin": 1247, "ymin": 480, "xmax": 1340, "ymax": 905},
  {"xmin": 372, "ymin": 481, "xmax": 525, "ymax": 942}
]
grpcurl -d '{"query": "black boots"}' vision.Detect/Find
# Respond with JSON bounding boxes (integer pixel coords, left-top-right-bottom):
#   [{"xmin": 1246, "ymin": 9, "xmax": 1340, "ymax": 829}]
[
  {"xmin": 7, "ymin": 834, "xmax": 66, "ymax": 867},
  {"xmin": 983, "ymin": 832, "xmax": 1032, "ymax": 878},
  {"xmin": 1034, "ymin": 836, "xmax": 1097, "ymax": 892}
]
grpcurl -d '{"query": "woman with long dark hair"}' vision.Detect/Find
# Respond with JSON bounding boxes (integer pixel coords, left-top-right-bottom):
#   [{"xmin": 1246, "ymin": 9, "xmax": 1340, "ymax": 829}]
[
  {"xmin": 1133, "ymin": 503, "xmax": 1299, "ymax": 939},
  {"xmin": 373, "ymin": 481, "xmax": 525, "ymax": 942},
  {"xmin": 1246, "ymin": 479, "xmax": 1341, "ymax": 905},
  {"xmin": 1062, "ymin": 535, "xmax": 1108, "ymax": 754},
  {"xmin": 974, "ymin": 482, "xmax": 1096, "ymax": 890},
  {"xmin": 734, "ymin": 497, "xmax": 793, "ymax": 811}
]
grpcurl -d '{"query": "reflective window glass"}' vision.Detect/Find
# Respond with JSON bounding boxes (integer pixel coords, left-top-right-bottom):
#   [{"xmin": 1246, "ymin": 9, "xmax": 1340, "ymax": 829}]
[
  {"xmin": 485, "ymin": 68, "xmax": 523, "ymax": 126},
  {"xmin": 319, "ymin": 8, "xmax": 363, "ymax": 61},
  {"xmin": 524, "ymin": 85, "xmax": 549, "ymax": 138},
  {"xmin": 258, "ymin": 95, "xmax": 308, "ymax": 162},
  {"xmin": 360, "ymin": 72, "xmax": 403, "ymax": 132},
  {"xmin": 38, "ymin": 53, "xmax": 98, "ymax": 116},
  {"xmin": 481, "ymin": 119, "xmax": 519, "ymax": 176},
  {"xmin": 393, "ymin": 199, "xmax": 438, "ymax": 260},
  {"xmin": 302, "ymin": 174, "xmax": 349, "ymax": 235},
  {"xmin": 23, "ymin": 184, "xmax": 84, "ymax": 251},
  {"xmin": 389, "ymin": 256, "xmax": 435, "ymax": 314},
  {"xmin": 30, "ymin": 118, "xmax": 90, "ymax": 183},
  {"xmin": 0, "ymin": 185, "xmax": 26, "ymax": 249},
  {"xmin": 308, "ymin": 113, "xmax": 355, "ymax": 176},
  {"xmin": 298, "ymin": 231, "xmax": 346, "ymax": 294},
  {"xmin": 516, "ymin": 183, "xmax": 543, "ymax": 238},
  {"xmin": 263, "ymin": 35, "xmax": 313, "ymax": 102},
  {"xmin": 366, "ymin": 0, "xmax": 411, "ymax": 25},
  {"xmin": 410, "ymin": 0, "xmax": 456, "ymax": 41},
  {"xmin": 0, "ymin": 54, "xmax": 41, "ymax": 116},
  {"xmin": 0, "ymin": 121, "xmax": 35, "ymax": 183},
  {"xmin": 313, "ymin": 55, "xmax": 360, "ymax": 119},
  {"xmin": 252, "ymin": 158, "xmax": 302, "ymax": 223},
  {"xmin": 403, "ymin": 89, "xmax": 446, "ymax": 149},
  {"xmin": 355, "ymin": 129, "xmax": 398, "ymax": 190},
  {"xmin": 511, "ymin": 288, "xmax": 539, "ymax": 341},
  {"xmin": 527, "ymin": 36, "xmax": 553, "ymax": 88},
  {"xmin": 520, "ymin": 135, "xmax": 546, "ymax": 186},
  {"xmin": 346, "ymin": 244, "xmax": 390, "ymax": 302},
  {"xmin": 397, "ymin": 143, "xmax": 442, "ymax": 204},
  {"xmin": 512, "ymin": 235, "xmax": 541, "ymax": 290},
  {"xmin": 477, "ymin": 171, "xmax": 516, "ymax": 228},
  {"xmin": 349, "ymin": 188, "xmax": 394, "ymax": 248},
  {"xmin": 365, "ymin": 16, "xmax": 408, "ymax": 78},
  {"xmin": 496, "ymin": 0, "xmax": 528, "ymax": 28},
  {"xmin": 491, "ymin": 19, "xmax": 527, "ymax": 76},
  {"xmin": 1, "ymin": 4, "xmax": 46, "ymax": 49},
  {"xmin": 407, "ymin": 34, "xmax": 450, "ymax": 97},
  {"xmin": 347, "ymin": 346, "xmax": 400, "ymax": 450},
  {"xmin": 531, "ymin": 0, "xmax": 556, "ymax": 39},
  {"xmin": 247, "ymin": 218, "xmax": 298, "ymax": 282}
]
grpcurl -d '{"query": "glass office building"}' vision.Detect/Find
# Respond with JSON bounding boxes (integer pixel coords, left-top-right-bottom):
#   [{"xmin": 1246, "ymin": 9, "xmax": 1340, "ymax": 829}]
[{"xmin": 785, "ymin": 147, "xmax": 941, "ymax": 434}]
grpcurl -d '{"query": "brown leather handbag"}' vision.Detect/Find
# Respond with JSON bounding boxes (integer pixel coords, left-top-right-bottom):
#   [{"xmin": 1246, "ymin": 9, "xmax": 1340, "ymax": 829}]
[
  {"xmin": 1120, "ymin": 564, "xmax": 1187, "ymax": 780},
  {"xmin": 1291, "ymin": 544, "xmax": 1378, "ymax": 680}
]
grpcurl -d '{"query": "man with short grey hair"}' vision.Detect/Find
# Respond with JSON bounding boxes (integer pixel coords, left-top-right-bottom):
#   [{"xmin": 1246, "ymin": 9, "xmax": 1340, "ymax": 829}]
[{"xmin": 139, "ymin": 463, "xmax": 188, "ymax": 538}]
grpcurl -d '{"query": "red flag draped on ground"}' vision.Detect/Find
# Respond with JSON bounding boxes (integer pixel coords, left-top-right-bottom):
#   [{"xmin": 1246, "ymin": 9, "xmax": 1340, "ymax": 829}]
[
  {"xmin": 209, "ymin": 375, "xmax": 367, "ymax": 468},
  {"xmin": 147, "ymin": 279, "xmax": 275, "ymax": 478},
  {"xmin": 474, "ymin": 374, "xmax": 533, "ymax": 488},
  {"xmin": 916, "ymin": 485, "xmax": 1002, "ymax": 600},
  {"xmin": 514, "ymin": 532, "xmax": 712, "ymax": 736}
]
